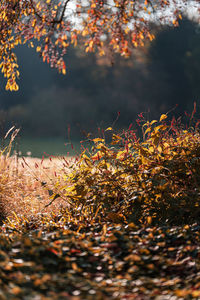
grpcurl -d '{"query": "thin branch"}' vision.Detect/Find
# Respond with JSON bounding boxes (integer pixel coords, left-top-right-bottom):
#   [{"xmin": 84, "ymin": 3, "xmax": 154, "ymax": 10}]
[
  {"xmin": 53, "ymin": 0, "xmax": 71, "ymax": 24},
  {"xmin": 29, "ymin": 0, "xmax": 43, "ymax": 20}
]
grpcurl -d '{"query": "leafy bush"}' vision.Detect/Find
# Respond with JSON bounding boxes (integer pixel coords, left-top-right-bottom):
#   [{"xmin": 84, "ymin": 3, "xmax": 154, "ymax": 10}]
[{"xmin": 51, "ymin": 110, "xmax": 200, "ymax": 225}]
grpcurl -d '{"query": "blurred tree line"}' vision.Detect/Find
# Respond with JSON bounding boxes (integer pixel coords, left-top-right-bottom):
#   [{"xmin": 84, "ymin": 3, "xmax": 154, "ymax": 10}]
[{"xmin": 0, "ymin": 18, "xmax": 199, "ymax": 140}]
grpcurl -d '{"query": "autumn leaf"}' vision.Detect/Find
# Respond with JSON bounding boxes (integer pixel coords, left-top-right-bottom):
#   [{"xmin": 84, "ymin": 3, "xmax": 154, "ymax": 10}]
[
  {"xmin": 105, "ymin": 127, "xmax": 113, "ymax": 131},
  {"xmin": 160, "ymin": 114, "xmax": 168, "ymax": 122}
]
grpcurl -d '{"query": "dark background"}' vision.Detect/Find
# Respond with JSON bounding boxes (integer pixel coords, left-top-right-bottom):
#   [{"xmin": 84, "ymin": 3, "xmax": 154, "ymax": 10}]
[{"xmin": 0, "ymin": 18, "xmax": 200, "ymax": 156}]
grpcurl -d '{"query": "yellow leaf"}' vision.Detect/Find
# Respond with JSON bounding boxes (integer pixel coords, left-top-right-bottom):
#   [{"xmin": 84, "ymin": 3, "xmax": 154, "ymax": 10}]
[
  {"xmin": 154, "ymin": 125, "xmax": 163, "ymax": 133},
  {"xmin": 147, "ymin": 216, "xmax": 152, "ymax": 224},
  {"xmin": 99, "ymin": 49, "xmax": 105, "ymax": 56},
  {"xmin": 82, "ymin": 154, "xmax": 90, "ymax": 161},
  {"xmin": 72, "ymin": 262, "xmax": 82, "ymax": 272},
  {"xmin": 96, "ymin": 142, "xmax": 107, "ymax": 150},
  {"xmin": 116, "ymin": 150, "xmax": 126, "ymax": 160},
  {"xmin": 62, "ymin": 68, "xmax": 66, "ymax": 75},
  {"xmin": 125, "ymin": 254, "xmax": 141, "ymax": 262},
  {"xmin": 93, "ymin": 138, "xmax": 104, "ymax": 143},
  {"xmin": 89, "ymin": 40, "xmax": 94, "ymax": 48},
  {"xmin": 175, "ymin": 289, "xmax": 189, "ymax": 297},
  {"xmin": 157, "ymin": 145, "xmax": 162, "ymax": 153},
  {"xmin": 148, "ymin": 146, "xmax": 154, "ymax": 153},
  {"xmin": 101, "ymin": 224, "xmax": 107, "ymax": 241},
  {"xmin": 143, "ymin": 122, "xmax": 149, "ymax": 127},
  {"xmin": 82, "ymin": 29, "xmax": 89, "ymax": 36},
  {"xmin": 160, "ymin": 114, "xmax": 167, "ymax": 122},
  {"xmin": 192, "ymin": 291, "xmax": 200, "ymax": 297},
  {"xmin": 14, "ymin": 84, "xmax": 19, "ymax": 91},
  {"xmin": 163, "ymin": 142, "xmax": 169, "ymax": 148},
  {"xmin": 150, "ymin": 120, "xmax": 157, "ymax": 125},
  {"xmin": 11, "ymin": 286, "xmax": 22, "ymax": 295},
  {"xmin": 145, "ymin": 127, "xmax": 151, "ymax": 135},
  {"xmin": 112, "ymin": 134, "xmax": 122, "ymax": 140},
  {"xmin": 105, "ymin": 127, "xmax": 113, "ymax": 131}
]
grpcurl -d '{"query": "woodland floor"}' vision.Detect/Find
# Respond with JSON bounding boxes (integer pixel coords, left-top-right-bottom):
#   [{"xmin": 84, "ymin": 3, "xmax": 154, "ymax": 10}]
[{"xmin": 1, "ymin": 222, "xmax": 200, "ymax": 299}]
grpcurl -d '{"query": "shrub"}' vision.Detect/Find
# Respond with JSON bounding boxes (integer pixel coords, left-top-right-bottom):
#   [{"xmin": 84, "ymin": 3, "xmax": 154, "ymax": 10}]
[{"xmin": 50, "ymin": 110, "xmax": 200, "ymax": 225}]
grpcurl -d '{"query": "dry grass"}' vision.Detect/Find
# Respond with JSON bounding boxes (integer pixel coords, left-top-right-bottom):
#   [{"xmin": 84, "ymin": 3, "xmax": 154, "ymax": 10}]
[{"xmin": 0, "ymin": 154, "xmax": 75, "ymax": 222}]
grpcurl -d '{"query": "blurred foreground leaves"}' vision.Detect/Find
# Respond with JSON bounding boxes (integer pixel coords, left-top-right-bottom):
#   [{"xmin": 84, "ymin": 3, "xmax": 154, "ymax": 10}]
[{"xmin": 1, "ymin": 220, "xmax": 200, "ymax": 299}]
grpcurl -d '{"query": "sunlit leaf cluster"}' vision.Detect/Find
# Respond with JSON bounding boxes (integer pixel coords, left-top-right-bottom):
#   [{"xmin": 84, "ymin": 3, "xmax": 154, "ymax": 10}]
[
  {"xmin": 50, "ymin": 111, "xmax": 200, "ymax": 225},
  {"xmin": 0, "ymin": 0, "xmax": 198, "ymax": 90}
]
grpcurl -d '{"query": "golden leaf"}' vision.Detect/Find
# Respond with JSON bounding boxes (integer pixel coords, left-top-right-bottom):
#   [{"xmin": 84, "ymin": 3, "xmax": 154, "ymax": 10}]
[
  {"xmin": 150, "ymin": 120, "xmax": 157, "ymax": 125},
  {"xmin": 157, "ymin": 145, "xmax": 162, "ymax": 153},
  {"xmin": 148, "ymin": 146, "xmax": 154, "ymax": 153},
  {"xmin": 145, "ymin": 127, "xmax": 151, "ymax": 135},
  {"xmin": 160, "ymin": 114, "xmax": 167, "ymax": 122},
  {"xmin": 93, "ymin": 138, "xmax": 104, "ymax": 143},
  {"xmin": 105, "ymin": 127, "xmax": 113, "ymax": 131},
  {"xmin": 147, "ymin": 216, "xmax": 152, "ymax": 224},
  {"xmin": 72, "ymin": 262, "xmax": 82, "ymax": 272},
  {"xmin": 116, "ymin": 150, "xmax": 126, "ymax": 160},
  {"xmin": 124, "ymin": 254, "xmax": 141, "ymax": 262},
  {"xmin": 11, "ymin": 286, "xmax": 22, "ymax": 295}
]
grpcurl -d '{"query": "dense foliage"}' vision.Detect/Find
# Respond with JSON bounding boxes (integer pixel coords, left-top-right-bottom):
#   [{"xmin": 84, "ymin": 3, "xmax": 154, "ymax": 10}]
[{"xmin": 30, "ymin": 109, "xmax": 198, "ymax": 226}]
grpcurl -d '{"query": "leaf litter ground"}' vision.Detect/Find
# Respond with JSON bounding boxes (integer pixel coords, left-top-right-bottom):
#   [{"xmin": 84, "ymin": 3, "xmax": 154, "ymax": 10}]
[{"xmin": 1, "ymin": 220, "xmax": 200, "ymax": 299}]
